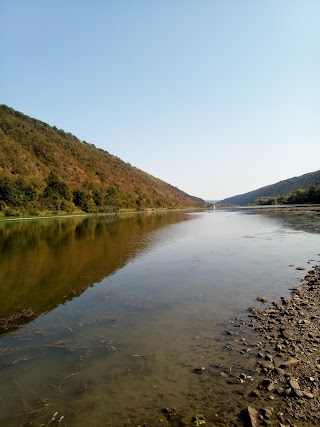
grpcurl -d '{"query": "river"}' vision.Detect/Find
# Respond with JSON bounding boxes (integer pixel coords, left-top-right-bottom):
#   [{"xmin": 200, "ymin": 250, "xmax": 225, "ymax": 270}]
[{"xmin": 0, "ymin": 209, "xmax": 319, "ymax": 426}]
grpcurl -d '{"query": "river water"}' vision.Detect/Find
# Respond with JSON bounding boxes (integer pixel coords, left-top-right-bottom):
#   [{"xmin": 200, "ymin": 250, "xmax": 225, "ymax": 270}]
[{"xmin": 0, "ymin": 209, "xmax": 319, "ymax": 426}]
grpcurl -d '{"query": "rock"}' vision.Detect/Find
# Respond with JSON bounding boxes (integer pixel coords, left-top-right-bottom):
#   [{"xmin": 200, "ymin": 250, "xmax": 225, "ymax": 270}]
[
  {"xmin": 245, "ymin": 406, "xmax": 258, "ymax": 427},
  {"xmin": 162, "ymin": 408, "xmax": 186, "ymax": 425},
  {"xmin": 284, "ymin": 388, "xmax": 292, "ymax": 396},
  {"xmin": 280, "ymin": 329, "xmax": 294, "ymax": 340},
  {"xmin": 261, "ymin": 379, "xmax": 274, "ymax": 391},
  {"xmin": 219, "ymin": 371, "xmax": 228, "ymax": 378},
  {"xmin": 267, "ymin": 382, "xmax": 275, "ymax": 392},
  {"xmin": 256, "ymin": 297, "xmax": 269, "ymax": 303},
  {"xmin": 288, "ymin": 379, "xmax": 300, "ymax": 390},
  {"xmin": 260, "ymin": 407, "xmax": 273, "ymax": 419},
  {"xmin": 260, "ymin": 361, "xmax": 274, "ymax": 370},
  {"xmin": 279, "ymin": 358, "xmax": 300, "ymax": 369},
  {"xmin": 248, "ymin": 307, "xmax": 261, "ymax": 315},
  {"xmin": 293, "ymin": 389, "xmax": 304, "ymax": 398},
  {"xmin": 192, "ymin": 415, "xmax": 206, "ymax": 426},
  {"xmin": 194, "ymin": 367, "xmax": 205, "ymax": 374},
  {"xmin": 303, "ymin": 391, "xmax": 314, "ymax": 399},
  {"xmin": 250, "ymin": 389, "xmax": 260, "ymax": 397},
  {"xmin": 274, "ymin": 367, "xmax": 286, "ymax": 376},
  {"xmin": 296, "ymin": 266, "xmax": 306, "ymax": 271}
]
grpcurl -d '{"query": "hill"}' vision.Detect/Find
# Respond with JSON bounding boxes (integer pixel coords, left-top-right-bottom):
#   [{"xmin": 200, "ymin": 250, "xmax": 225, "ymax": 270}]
[
  {"xmin": 0, "ymin": 105, "xmax": 204, "ymax": 214},
  {"xmin": 219, "ymin": 170, "xmax": 320, "ymax": 206}
]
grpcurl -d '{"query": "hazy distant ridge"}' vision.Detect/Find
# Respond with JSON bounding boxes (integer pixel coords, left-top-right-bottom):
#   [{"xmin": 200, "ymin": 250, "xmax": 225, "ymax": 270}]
[{"xmin": 219, "ymin": 170, "xmax": 320, "ymax": 206}]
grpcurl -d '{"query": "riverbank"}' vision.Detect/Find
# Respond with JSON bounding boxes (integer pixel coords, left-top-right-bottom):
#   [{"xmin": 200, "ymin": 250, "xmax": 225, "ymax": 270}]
[
  {"xmin": 228, "ymin": 264, "xmax": 320, "ymax": 426},
  {"xmin": 0, "ymin": 206, "xmax": 200, "ymax": 222}
]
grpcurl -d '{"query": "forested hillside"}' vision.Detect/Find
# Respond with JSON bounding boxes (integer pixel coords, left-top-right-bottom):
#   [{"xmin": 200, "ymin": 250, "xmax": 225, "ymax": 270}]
[
  {"xmin": 253, "ymin": 184, "xmax": 320, "ymax": 205},
  {"xmin": 219, "ymin": 170, "xmax": 320, "ymax": 206},
  {"xmin": 0, "ymin": 105, "xmax": 204, "ymax": 215}
]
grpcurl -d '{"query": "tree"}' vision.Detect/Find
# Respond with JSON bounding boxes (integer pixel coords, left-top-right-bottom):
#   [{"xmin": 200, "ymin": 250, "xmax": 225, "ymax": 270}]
[{"xmin": 73, "ymin": 189, "xmax": 91, "ymax": 212}]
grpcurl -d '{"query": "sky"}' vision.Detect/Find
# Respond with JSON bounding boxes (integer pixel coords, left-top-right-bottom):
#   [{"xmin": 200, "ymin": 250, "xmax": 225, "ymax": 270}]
[{"xmin": 1, "ymin": 1, "xmax": 319, "ymax": 200}]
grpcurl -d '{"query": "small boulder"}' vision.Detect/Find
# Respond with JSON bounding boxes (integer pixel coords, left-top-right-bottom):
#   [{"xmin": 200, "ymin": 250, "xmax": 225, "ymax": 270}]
[{"xmin": 256, "ymin": 296, "xmax": 269, "ymax": 303}]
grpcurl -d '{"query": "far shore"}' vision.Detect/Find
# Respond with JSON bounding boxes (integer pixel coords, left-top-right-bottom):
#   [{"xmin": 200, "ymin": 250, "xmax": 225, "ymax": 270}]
[
  {"xmin": 0, "ymin": 206, "xmax": 202, "ymax": 223},
  {"xmin": 1, "ymin": 204, "xmax": 319, "ymax": 223}
]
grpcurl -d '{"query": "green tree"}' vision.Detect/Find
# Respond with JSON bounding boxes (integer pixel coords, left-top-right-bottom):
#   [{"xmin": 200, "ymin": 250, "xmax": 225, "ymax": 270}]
[{"xmin": 73, "ymin": 189, "xmax": 91, "ymax": 212}]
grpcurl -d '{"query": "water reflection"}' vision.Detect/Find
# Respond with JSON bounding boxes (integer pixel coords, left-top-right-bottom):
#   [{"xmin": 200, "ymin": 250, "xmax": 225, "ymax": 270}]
[
  {"xmin": 0, "ymin": 210, "xmax": 319, "ymax": 427},
  {"xmin": 0, "ymin": 212, "xmax": 190, "ymax": 319}
]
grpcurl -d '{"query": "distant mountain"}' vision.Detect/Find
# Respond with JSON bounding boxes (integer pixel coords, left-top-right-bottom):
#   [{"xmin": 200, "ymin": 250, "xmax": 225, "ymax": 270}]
[
  {"xmin": 219, "ymin": 170, "xmax": 320, "ymax": 206},
  {"xmin": 0, "ymin": 105, "xmax": 204, "ymax": 214}
]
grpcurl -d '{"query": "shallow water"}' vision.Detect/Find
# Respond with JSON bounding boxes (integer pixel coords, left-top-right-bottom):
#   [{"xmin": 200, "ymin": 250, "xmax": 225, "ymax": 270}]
[{"xmin": 0, "ymin": 210, "xmax": 319, "ymax": 426}]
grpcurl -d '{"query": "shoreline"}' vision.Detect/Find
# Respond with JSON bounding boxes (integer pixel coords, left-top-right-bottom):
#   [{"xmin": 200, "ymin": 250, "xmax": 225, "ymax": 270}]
[
  {"xmin": 0, "ymin": 206, "xmax": 200, "ymax": 223},
  {"xmin": 229, "ymin": 264, "xmax": 320, "ymax": 426}
]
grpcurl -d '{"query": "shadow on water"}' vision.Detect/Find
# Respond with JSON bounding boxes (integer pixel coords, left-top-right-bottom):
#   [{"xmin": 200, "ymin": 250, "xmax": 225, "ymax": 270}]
[{"xmin": 0, "ymin": 211, "xmax": 191, "ymax": 329}]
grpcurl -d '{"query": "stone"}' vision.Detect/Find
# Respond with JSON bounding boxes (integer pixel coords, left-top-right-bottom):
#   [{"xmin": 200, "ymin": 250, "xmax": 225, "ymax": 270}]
[
  {"xmin": 256, "ymin": 296, "xmax": 269, "ymax": 303},
  {"xmin": 192, "ymin": 415, "xmax": 206, "ymax": 426},
  {"xmin": 260, "ymin": 407, "xmax": 273, "ymax": 419},
  {"xmin": 260, "ymin": 361, "xmax": 274, "ymax": 370},
  {"xmin": 293, "ymin": 389, "xmax": 304, "ymax": 398},
  {"xmin": 288, "ymin": 379, "xmax": 300, "ymax": 390},
  {"xmin": 303, "ymin": 391, "xmax": 314, "ymax": 399},
  {"xmin": 279, "ymin": 358, "xmax": 300, "ymax": 368},
  {"xmin": 194, "ymin": 367, "xmax": 206, "ymax": 374},
  {"xmin": 281, "ymin": 297, "xmax": 291, "ymax": 305},
  {"xmin": 274, "ymin": 367, "xmax": 286, "ymax": 376},
  {"xmin": 219, "ymin": 371, "xmax": 229, "ymax": 378},
  {"xmin": 280, "ymin": 329, "xmax": 294, "ymax": 340},
  {"xmin": 284, "ymin": 388, "xmax": 292, "ymax": 396},
  {"xmin": 246, "ymin": 406, "xmax": 258, "ymax": 427},
  {"xmin": 261, "ymin": 379, "xmax": 274, "ymax": 391}
]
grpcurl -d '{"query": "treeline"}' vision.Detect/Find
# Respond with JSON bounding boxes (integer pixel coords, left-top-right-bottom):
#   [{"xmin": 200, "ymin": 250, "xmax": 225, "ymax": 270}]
[
  {"xmin": 253, "ymin": 184, "xmax": 320, "ymax": 206},
  {"xmin": 0, "ymin": 171, "xmax": 174, "ymax": 217}
]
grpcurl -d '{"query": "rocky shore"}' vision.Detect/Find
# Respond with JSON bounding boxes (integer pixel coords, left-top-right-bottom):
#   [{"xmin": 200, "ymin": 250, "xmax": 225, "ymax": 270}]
[{"xmin": 237, "ymin": 265, "xmax": 320, "ymax": 426}]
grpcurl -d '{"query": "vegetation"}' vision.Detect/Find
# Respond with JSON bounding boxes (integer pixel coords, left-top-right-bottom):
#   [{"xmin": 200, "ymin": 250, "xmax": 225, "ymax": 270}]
[
  {"xmin": 219, "ymin": 170, "xmax": 320, "ymax": 206},
  {"xmin": 253, "ymin": 184, "xmax": 320, "ymax": 205},
  {"xmin": 0, "ymin": 105, "xmax": 204, "ymax": 216}
]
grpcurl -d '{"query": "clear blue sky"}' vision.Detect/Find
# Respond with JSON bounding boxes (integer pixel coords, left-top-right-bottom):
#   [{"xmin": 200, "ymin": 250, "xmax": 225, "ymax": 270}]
[{"xmin": 1, "ymin": 1, "xmax": 319, "ymax": 200}]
